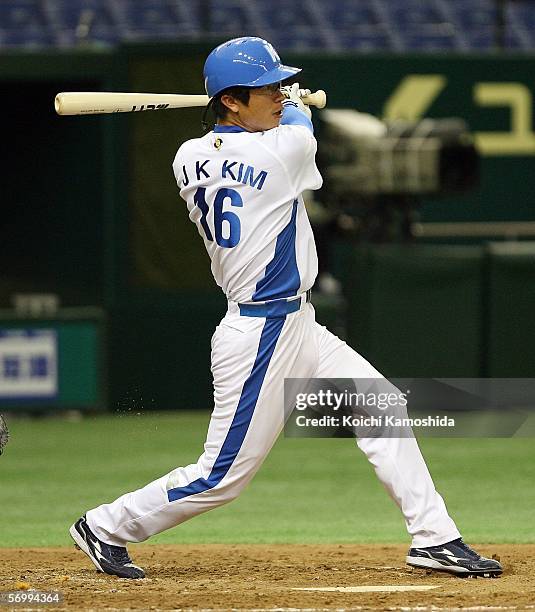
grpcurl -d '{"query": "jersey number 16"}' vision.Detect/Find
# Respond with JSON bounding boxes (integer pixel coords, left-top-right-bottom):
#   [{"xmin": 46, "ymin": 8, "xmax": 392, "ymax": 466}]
[{"xmin": 194, "ymin": 187, "xmax": 242, "ymax": 248}]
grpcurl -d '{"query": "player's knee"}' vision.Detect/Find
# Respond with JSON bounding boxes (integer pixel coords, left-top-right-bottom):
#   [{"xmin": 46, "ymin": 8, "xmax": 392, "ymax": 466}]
[{"xmin": 217, "ymin": 455, "xmax": 265, "ymax": 499}]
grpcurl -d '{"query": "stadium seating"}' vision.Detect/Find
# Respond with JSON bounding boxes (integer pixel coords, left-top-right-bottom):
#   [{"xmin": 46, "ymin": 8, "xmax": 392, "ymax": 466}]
[
  {"xmin": 0, "ymin": 0, "xmax": 53, "ymax": 48},
  {"xmin": 0, "ymin": 0, "xmax": 534, "ymax": 51},
  {"xmin": 204, "ymin": 3, "xmax": 253, "ymax": 36}
]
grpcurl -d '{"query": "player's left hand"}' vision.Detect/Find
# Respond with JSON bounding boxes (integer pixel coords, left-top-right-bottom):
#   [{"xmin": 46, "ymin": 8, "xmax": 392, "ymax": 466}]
[{"xmin": 281, "ymin": 83, "xmax": 312, "ymax": 120}]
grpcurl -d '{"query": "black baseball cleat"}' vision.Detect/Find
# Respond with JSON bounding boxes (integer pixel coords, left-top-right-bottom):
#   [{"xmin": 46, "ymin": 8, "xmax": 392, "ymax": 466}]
[
  {"xmin": 407, "ymin": 538, "xmax": 503, "ymax": 577},
  {"xmin": 69, "ymin": 515, "xmax": 145, "ymax": 579}
]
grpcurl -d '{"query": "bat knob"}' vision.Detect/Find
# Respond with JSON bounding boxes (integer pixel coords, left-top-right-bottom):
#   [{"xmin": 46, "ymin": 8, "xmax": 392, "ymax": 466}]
[
  {"xmin": 312, "ymin": 90, "xmax": 327, "ymax": 109},
  {"xmin": 302, "ymin": 90, "xmax": 327, "ymax": 109}
]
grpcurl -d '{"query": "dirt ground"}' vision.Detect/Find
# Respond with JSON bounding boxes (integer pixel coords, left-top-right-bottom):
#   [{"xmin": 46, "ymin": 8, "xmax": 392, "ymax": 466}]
[{"xmin": 1, "ymin": 544, "xmax": 534, "ymax": 611}]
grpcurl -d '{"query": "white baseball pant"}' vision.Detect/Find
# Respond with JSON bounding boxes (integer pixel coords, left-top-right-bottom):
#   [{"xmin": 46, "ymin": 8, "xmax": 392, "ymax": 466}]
[{"xmin": 87, "ymin": 295, "xmax": 460, "ymax": 548}]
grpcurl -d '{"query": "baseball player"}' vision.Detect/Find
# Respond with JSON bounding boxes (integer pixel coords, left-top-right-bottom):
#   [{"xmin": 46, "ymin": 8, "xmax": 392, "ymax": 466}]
[{"xmin": 70, "ymin": 37, "xmax": 502, "ymax": 580}]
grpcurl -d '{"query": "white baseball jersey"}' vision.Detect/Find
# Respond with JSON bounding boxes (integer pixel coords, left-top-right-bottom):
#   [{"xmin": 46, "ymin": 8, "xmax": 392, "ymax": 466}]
[{"xmin": 172, "ymin": 122, "xmax": 322, "ymax": 304}]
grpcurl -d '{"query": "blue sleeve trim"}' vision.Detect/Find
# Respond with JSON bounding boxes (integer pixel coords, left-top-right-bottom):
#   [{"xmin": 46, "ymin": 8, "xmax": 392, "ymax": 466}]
[{"xmin": 281, "ymin": 103, "xmax": 314, "ymax": 133}]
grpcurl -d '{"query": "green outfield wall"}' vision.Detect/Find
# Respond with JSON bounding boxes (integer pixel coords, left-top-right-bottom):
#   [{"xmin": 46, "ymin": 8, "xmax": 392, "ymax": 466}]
[{"xmin": 2, "ymin": 46, "xmax": 535, "ymax": 409}]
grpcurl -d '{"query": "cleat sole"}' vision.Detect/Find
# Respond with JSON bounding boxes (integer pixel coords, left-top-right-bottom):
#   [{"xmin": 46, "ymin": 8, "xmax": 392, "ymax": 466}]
[{"xmin": 407, "ymin": 556, "xmax": 502, "ymax": 578}]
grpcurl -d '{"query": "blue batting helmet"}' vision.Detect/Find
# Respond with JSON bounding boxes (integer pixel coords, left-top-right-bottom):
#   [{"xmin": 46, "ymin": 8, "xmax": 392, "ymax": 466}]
[{"xmin": 203, "ymin": 37, "xmax": 301, "ymax": 98}]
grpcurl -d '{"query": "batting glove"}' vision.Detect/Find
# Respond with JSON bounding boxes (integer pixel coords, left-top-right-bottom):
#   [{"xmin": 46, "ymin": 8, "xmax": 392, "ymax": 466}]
[{"xmin": 281, "ymin": 82, "xmax": 312, "ymax": 120}]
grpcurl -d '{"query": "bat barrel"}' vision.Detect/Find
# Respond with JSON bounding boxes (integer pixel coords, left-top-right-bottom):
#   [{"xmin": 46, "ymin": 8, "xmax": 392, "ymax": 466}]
[{"xmin": 54, "ymin": 92, "xmax": 211, "ymax": 115}]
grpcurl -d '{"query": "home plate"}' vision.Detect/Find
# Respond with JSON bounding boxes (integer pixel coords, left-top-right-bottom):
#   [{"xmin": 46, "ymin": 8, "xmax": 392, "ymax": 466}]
[{"xmin": 293, "ymin": 585, "xmax": 439, "ymax": 593}]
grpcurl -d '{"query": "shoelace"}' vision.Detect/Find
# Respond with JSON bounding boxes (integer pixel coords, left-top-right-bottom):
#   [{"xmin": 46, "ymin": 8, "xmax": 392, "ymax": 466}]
[
  {"xmin": 108, "ymin": 545, "xmax": 132, "ymax": 565},
  {"xmin": 453, "ymin": 539, "xmax": 480, "ymax": 559}
]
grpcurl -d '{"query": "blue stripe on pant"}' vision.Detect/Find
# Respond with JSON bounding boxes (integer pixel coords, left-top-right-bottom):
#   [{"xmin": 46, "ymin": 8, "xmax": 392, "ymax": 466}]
[{"xmin": 167, "ymin": 316, "xmax": 286, "ymax": 502}]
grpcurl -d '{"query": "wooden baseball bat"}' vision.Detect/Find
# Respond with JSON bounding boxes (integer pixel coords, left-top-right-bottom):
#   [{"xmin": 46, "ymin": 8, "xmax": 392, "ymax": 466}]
[{"xmin": 54, "ymin": 90, "xmax": 327, "ymax": 116}]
